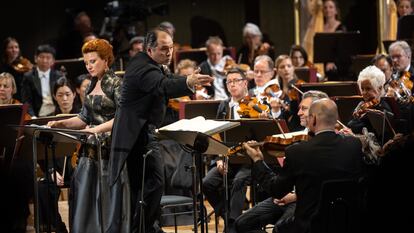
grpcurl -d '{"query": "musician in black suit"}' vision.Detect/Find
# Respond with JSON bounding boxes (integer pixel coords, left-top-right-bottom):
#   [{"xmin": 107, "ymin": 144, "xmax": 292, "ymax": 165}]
[
  {"xmin": 235, "ymin": 90, "xmax": 329, "ymax": 233},
  {"xmin": 199, "ymin": 36, "xmax": 230, "ymax": 100},
  {"xmin": 109, "ymin": 27, "xmax": 213, "ymax": 233},
  {"xmin": 21, "ymin": 44, "xmax": 64, "ymax": 117},
  {"xmin": 203, "ymin": 68, "xmax": 251, "ymax": 232},
  {"xmin": 244, "ymin": 98, "xmax": 365, "ymax": 233}
]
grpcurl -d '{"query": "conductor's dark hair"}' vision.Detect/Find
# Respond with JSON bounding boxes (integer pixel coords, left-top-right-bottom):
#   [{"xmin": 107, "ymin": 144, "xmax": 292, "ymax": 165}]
[{"xmin": 144, "ymin": 27, "xmax": 172, "ymax": 52}]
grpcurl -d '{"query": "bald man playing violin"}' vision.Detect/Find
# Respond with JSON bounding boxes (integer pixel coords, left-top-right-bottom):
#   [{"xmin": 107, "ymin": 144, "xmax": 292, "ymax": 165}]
[
  {"xmin": 234, "ymin": 90, "xmax": 328, "ymax": 233},
  {"xmin": 242, "ymin": 99, "xmax": 365, "ymax": 233}
]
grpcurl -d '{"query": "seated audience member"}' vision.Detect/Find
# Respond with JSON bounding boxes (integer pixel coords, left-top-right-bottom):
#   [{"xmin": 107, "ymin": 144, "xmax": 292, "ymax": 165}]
[
  {"xmin": 203, "ymin": 68, "xmax": 252, "ymax": 232},
  {"xmin": 21, "ymin": 44, "xmax": 64, "ymax": 117},
  {"xmin": 52, "ymin": 76, "xmax": 81, "ymax": 115},
  {"xmin": 199, "ymin": 36, "xmax": 231, "ymax": 100},
  {"xmin": 74, "ymin": 73, "xmax": 91, "ymax": 107},
  {"xmin": 235, "ymin": 90, "xmax": 328, "ymax": 233},
  {"xmin": 244, "ymin": 98, "xmax": 365, "ymax": 233},
  {"xmin": 397, "ymin": 0, "xmax": 413, "ymax": 17}
]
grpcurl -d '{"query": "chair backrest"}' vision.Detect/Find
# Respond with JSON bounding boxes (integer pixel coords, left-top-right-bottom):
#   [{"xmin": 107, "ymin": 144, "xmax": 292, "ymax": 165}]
[{"xmin": 311, "ymin": 179, "xmax": 364, "ymax": 233}]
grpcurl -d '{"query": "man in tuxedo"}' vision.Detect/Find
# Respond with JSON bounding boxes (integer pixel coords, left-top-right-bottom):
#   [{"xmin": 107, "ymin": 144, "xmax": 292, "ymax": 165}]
[
  {"xmin": 199, "ymin": 36, "xmax": 230, "ymax": 100},
  {"xmin": 235, "ymin": 90, "xmax": 328, "ymax": 233},
  {"xmin": 109, "ymin": 27, "xmax": 213, "ymax": 233},
  {"xmin": 21, "ymin": 44, "xmax": 63, "ymax": 117},
  {"xmin": 244, "ymin": 98, "xmax": 365, "ymax": 233}
]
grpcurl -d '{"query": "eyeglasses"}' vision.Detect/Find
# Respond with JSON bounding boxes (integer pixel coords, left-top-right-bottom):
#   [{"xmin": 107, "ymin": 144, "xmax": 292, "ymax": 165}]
[
  {"xmin": 253, "ymin": 70, "xmax": 272, "ymax": 75},
  {"xmin": 226, "ymin": 79, "xmax": 245, "ymax": 85}
]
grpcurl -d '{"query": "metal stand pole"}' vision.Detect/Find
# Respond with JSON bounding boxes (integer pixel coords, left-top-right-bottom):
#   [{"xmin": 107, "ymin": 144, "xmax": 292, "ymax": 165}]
[{"xmin": 138, "ymin": 149, "xmax": 153, "ymax": 233}]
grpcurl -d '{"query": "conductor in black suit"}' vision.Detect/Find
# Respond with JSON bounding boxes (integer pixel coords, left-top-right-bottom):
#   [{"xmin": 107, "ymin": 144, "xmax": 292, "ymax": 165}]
[
  {"xmin": 109, "ymin": 27, "xmax": 213, "ymax": 233},
  {"xmin": 244, "ymin": 98, "xmax": 365, "ymax": 233}
]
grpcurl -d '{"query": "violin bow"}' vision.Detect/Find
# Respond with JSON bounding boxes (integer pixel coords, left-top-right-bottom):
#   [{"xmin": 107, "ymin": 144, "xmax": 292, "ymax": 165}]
[
  {"xmin": 290, "ymin": 83, "xmax": 304, "ymax": 95},
  {"xmin": 274, "ymin": 119, "xmax": 288, "ymax": 139},
  {"xmin": 62, "ymin": 156, "xmax": 67, "ymax": 180}
]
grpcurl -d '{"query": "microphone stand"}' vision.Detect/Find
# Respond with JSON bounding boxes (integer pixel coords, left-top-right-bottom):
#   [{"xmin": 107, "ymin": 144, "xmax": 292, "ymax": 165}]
[{"xmin": 138, "ymin": 149, "xmax": 153, "ymax": 233}]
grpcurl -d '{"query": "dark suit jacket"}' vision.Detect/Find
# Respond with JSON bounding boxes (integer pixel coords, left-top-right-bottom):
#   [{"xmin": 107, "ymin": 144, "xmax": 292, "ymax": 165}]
[
  {"xmin": 21, "ymin": 68, "xmax": 63, "ymax": 116},
  {"xmin": 252, "ymin": 131, "xmax": 365, "ymax": 233},
  {"xmin": 199, "ymin": 60, "xmax": 229, "ymax": 98},
  {"xmin": 109, "ymin": 52, "xmax": 194, "ymax": 184}
]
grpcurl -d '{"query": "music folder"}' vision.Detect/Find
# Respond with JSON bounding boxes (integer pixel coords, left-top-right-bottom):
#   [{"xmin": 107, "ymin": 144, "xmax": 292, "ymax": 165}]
[{"xmin": 157, "ymin": 116, "xmax": 239, "ymax": 155}]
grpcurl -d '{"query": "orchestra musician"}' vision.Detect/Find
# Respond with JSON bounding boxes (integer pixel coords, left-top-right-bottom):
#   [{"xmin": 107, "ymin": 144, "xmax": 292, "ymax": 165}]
[
  {"xmin": 388, "ymin": 40, "xmax": 414, "ymax": 94},
  {"xmin": 347, "ymin": 66, "xmax": 393, "ymax": 138},
  {"xmin": 274, "ymin": 55, "xmax": 306, "ymax": 131},
  {"xmin": 0, "ymin": 72, "xmax": 21, "ymax": 105},
  {"xmin": 47, "ymin": 39, "xmax": 128, "ymax": 233},
  {"xmin": 237, "ymin": 23, "xmax": 275, "ymax": 69},
  {"xmin": 243, "ymin": 98, "xmax": 365, "ymax": 233},
  {"xmin": 235, "ymin": 90, "xmax": 328, "ymax": 233},
  {"xmin": 0, "ymin": 37, "xmax": 33, "ymax": 101},
  {"xmin": 199, "ymin": 36, "xmax": 230, "ymax": 100},
  {"xmin": 203, "ymin": 68, "xmax": 252, "ymax": 232}
]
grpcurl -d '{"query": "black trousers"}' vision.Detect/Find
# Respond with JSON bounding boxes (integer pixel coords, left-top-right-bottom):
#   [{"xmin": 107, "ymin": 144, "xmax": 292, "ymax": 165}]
[
  {"xmin": 202, "ymin": 164, "xmax": 251, "ymax": 221},
  {"xmin": 235, "ymin": 197, "xmax": 295, "ymax": 233},
  {"xmin": 128, "ymin": 132, "xmax": 164, "ymax": 233}
]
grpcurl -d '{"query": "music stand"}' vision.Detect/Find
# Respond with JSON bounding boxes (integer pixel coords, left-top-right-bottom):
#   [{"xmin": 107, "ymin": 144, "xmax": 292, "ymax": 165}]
[
  {"xmin": 397, "ymin": 15, "xmax": 414, "ymax": 41},
  {"xmin": 0, "ymin": 104, "xmax": 27, "ymax": 163},
  {"xmin": 158, "ymin": 119, "xmax": 239, "ymax": 233},
  {"xmin": 178, "ymin": 100, "xmax": 222, "ymax": 119},
  {"xmin": 295, "ymin": 67, "xmax": 318, "ymax": 83},
  {"xmin": 331, "ymin": 96, "xmax": 363, "ymax": 124},
  {"xmin": 298, "ymin": 81, "xmax": 360, "ymax": 97},
  {"xmin": 11, "ymin": 125, "xmax": 102, "ymax": 233},
  {"xmin": 366, "ymin": 110, "xmax": 396, "ymax": 146},
  {"xmin": 54, "ymin": 58, "xmax": 87, "ymax": 80},
  {"xmin": 314, "ymin": 32, "xmax": 361, "ymax": 81}
]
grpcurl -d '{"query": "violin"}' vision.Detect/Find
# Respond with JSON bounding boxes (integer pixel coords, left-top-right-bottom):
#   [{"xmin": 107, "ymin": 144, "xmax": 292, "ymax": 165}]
[
  {"xmin": 261, "ymin": 83, "xmax": 290, "ymax": 112},
  {"xmin": 287, "ymin": 79, "xmax": 306, "ymax": 101},
  {"xmin": 168, "ymin": 96, "xmax": 191, "ymax": 111},
  {"xmin": 226, "ymin": 131, "xmax": 309, "ymax": 156},
  {"xmin": 237, "ymin": 96, "xmax": 269, "ymax": 118},
  {"xmin": 224, "ymin": 58, "xmax": 251, "ymax": 73},
  {"xmin": 352, "ymin": 98, "xmax": 380, "ymax": 119},
  {"xmin": 11, "ymin": 56, "xmax": 33, "ymax": 73}
]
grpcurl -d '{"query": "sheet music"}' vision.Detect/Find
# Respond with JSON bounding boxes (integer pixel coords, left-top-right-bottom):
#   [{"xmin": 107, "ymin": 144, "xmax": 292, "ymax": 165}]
[{"xmin": 158, "ymin": 116, "xmax": 238, "ymax": 135}]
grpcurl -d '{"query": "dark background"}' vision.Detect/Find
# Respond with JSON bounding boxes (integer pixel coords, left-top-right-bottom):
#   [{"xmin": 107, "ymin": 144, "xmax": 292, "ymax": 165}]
[{"xmin": 0, "ymin": 0, "xmax": 377, "ymax": 62}]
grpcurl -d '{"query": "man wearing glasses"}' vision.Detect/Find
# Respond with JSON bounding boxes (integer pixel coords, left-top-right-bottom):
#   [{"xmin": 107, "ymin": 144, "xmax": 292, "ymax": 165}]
[
  {"xmin": 203, "ymin": 68, "xmax": 251, "ymax": 232},
  {"xmin": 388, "ymin": 40, "xmax": 414, "ymax": 93}
]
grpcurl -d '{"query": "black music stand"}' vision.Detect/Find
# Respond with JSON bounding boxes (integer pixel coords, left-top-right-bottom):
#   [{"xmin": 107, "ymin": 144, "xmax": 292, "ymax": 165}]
[
  {"xmin": 314, "ymin": 32, "xmax": 361, "ymax": 81},
  {"xmin": 331, "ymin": 96, "xmax": 363, "ymax": 124},
  {"xmin": 397, "ymin": 15, "xmax": 414, "ymax": 41},
  {"xmin": 366, "ymin": 110, "xmax": 396, "ymax": 146},
  {"xmin": 178, "ymin": 100, "xmax": 222, "ymax": 119},
  {"xmin": 158, "ymin": 119, "xmax": 239, "ymax": 233},
  {"xmin": 12, "ymin": 125, "xmax": 102, "ymax": 233},
  {"xmin": 221, "ymin": 119, "xmax": 287, "ymax": 165},
  {"xmin": 54, "ymin": 58, "xmax": 87, "ymax": 80},
  {"xmin": 298, "ymin": 81, "xmax": 360, "ymax": 97},
  {"xmin": 0, "ymin": 104, "xmax": 27, "ymax": 164}
]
